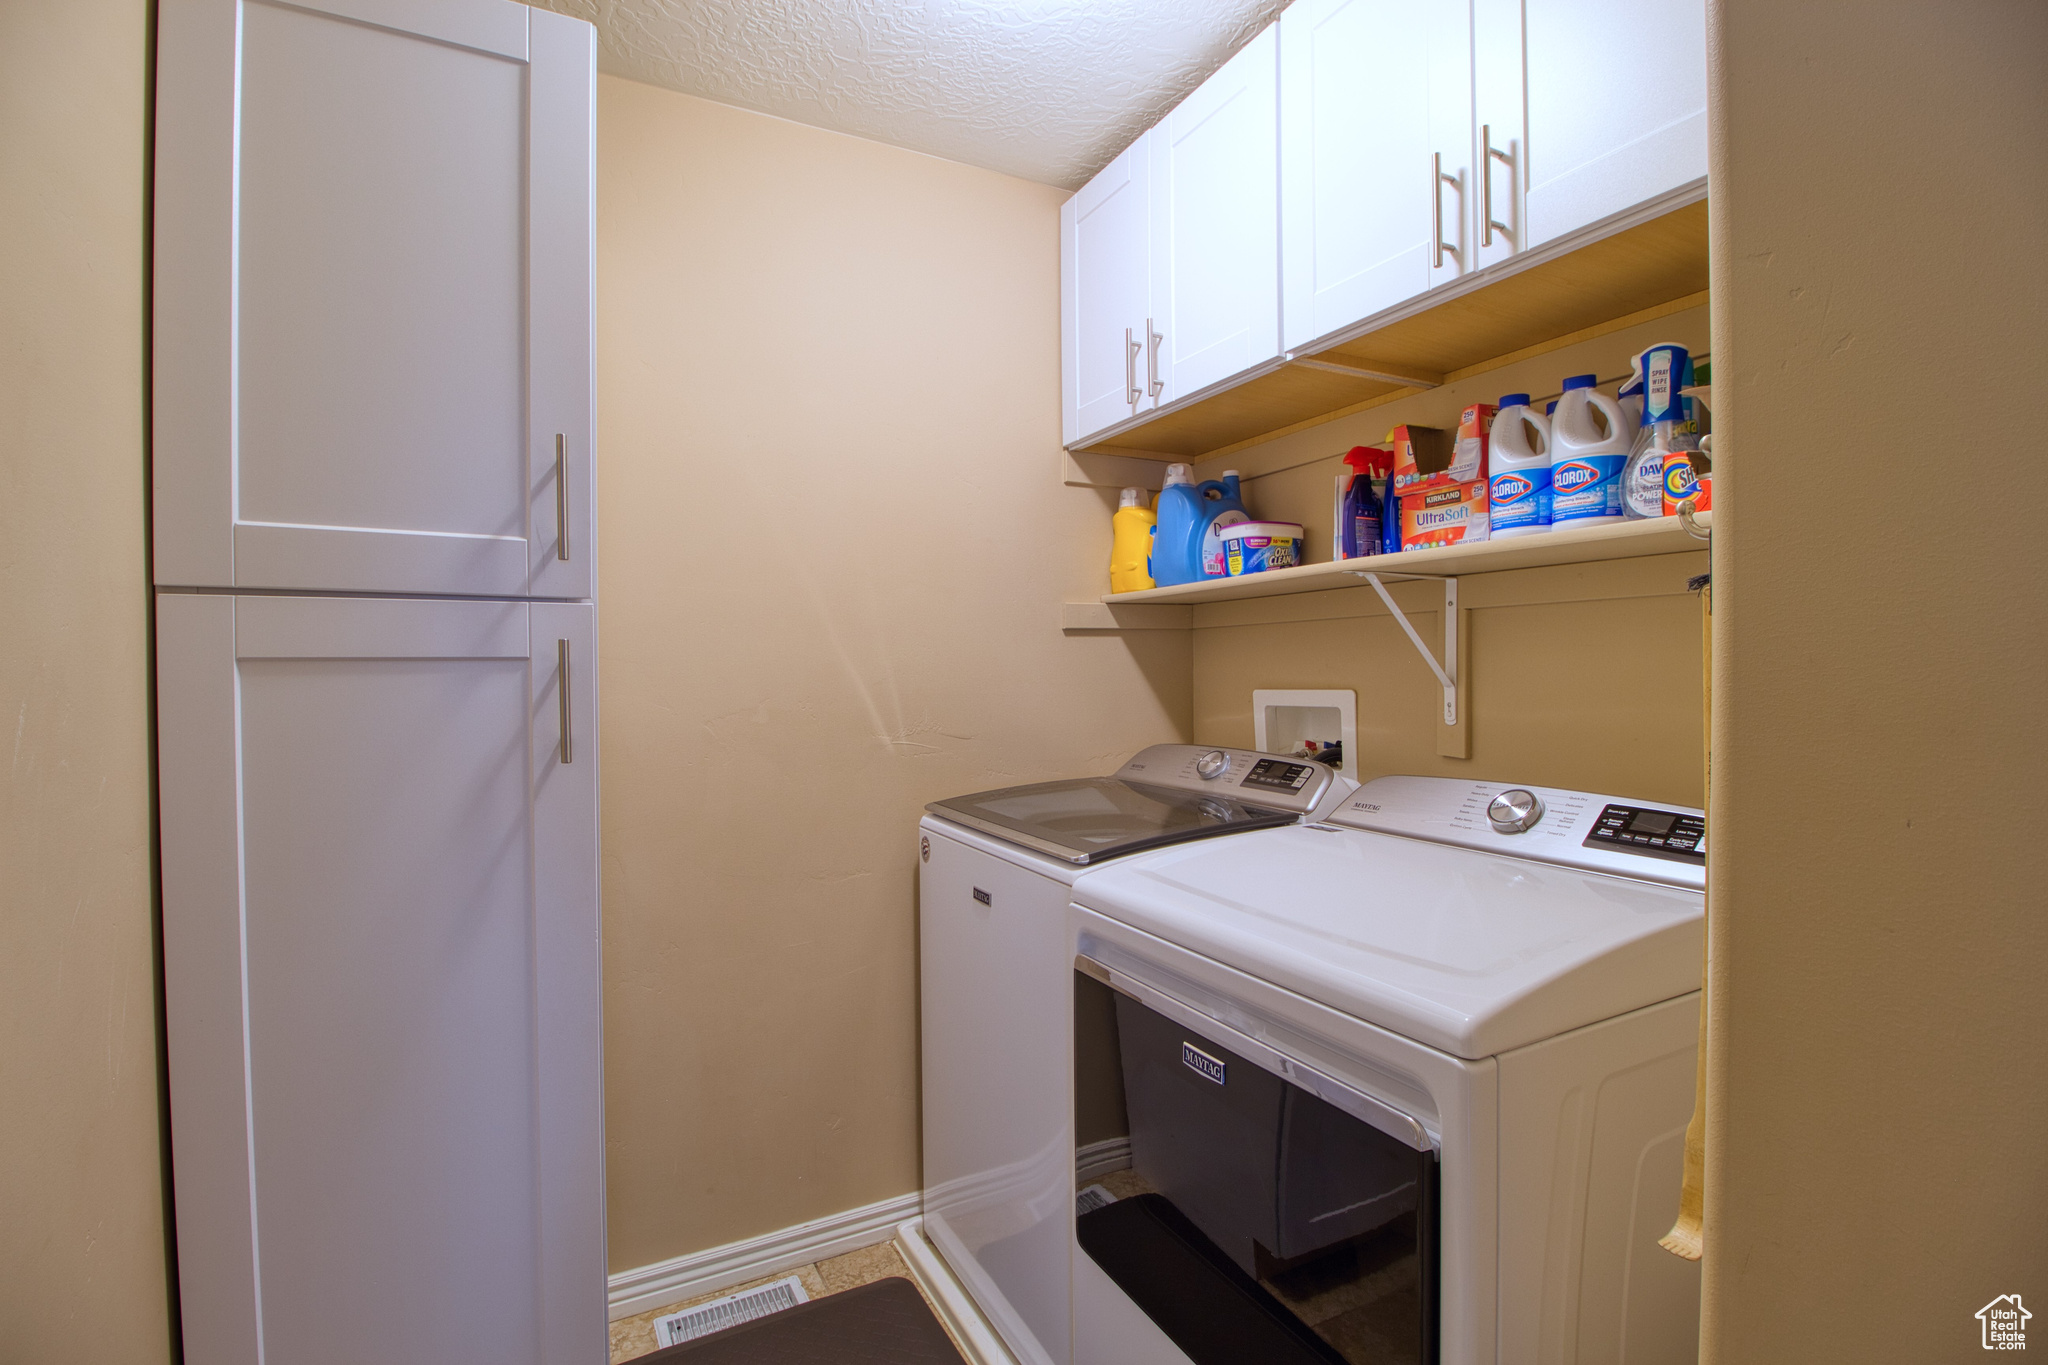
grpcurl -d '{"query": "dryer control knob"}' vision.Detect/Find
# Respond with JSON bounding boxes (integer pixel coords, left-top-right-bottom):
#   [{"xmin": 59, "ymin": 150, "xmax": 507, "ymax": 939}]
[
  {"xmin": 1195, "ymin": 750, "xmax": 1229, "ymax": 780},
  {"xmin": 1488, "ymin": 788, "xmax": 1545, "ymax": 833}
]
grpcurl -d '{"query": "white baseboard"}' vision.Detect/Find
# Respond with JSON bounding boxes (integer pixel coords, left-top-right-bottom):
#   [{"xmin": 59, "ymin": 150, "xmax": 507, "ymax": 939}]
[
  {"xmin": 1076, "ymin": 1136, "xmax": 1132, "ymax": 1183},
  {"xmin": 607, "ymin": 1190, "xmax": 923, "ymax": 1320},
  {"xmin": 893, "ymin": 1218, "xmax": 1020, "ymax": 1365}
]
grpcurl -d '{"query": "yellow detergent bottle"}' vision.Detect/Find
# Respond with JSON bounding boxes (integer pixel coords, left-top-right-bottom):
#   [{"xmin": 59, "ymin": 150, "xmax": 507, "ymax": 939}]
[{"xmin": 1109, "ymin": 487, "xmax": 1157, "ymax": 593}]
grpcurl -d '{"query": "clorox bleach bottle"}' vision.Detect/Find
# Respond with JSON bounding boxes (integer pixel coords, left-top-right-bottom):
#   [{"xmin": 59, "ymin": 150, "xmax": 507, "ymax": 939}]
[
  {"xmin": 1486, "ymin": 394, "xmax": 1552, "ymax": 537},
  {"xmin": 1549, "ymin": 374, "xmax": 1629, "ymax": 526}
]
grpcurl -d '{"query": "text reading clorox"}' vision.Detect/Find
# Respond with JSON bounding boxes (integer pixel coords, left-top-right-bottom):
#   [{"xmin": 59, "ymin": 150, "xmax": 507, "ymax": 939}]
[{"xmin": 1182, "ymin": 1041, "xmax": 1227, "ymax": 1085}]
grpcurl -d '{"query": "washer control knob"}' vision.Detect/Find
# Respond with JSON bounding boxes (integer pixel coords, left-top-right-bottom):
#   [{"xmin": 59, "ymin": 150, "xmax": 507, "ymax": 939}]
[
  {"xmin": 1195, "ymin": 750, "xmax": 1230, "ymax": 780},
  {"xmin": 1488, "ymin": 788, "xmax": 1545, "ymax": 833}
]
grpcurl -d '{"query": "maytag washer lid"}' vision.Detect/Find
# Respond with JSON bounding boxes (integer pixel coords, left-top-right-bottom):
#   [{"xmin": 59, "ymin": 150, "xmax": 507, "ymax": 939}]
[{"xmin": 923, "ymin": 744, "xmax": 1340, "ymax": 866}]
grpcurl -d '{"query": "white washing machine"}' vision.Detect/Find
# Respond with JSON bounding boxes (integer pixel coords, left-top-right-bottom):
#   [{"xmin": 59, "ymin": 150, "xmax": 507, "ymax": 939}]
[
  {"xmin": 919, "ymin": 745, "xmax": 1355, "ymax": 1365},
  {"xmin": 1067, "ymin": 776, "xmax": 1707, "ymax": 1365}
]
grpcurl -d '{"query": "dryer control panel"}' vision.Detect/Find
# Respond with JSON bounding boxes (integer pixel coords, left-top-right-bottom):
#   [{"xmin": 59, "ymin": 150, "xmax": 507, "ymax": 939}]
[
  {"xmin": 1327, "ymin": 776, "xmax": 1706, "ymax": 890},
  {"xmin": 1113, "ymin": 744, "xmax": 1351, "ymax": 818}
]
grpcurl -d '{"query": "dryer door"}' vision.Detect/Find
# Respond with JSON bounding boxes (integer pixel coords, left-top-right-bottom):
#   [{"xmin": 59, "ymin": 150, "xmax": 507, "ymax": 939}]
[{"xmin": 1073, "ymin": 960, "xmax": 1440, "ymax": 1365}]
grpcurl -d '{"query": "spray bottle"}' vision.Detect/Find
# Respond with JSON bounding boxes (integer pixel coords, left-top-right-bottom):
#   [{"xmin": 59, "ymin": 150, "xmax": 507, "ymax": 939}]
[{"xmin": 1334, "ymin": 447, "xmax": 1391, "ymax": 559}]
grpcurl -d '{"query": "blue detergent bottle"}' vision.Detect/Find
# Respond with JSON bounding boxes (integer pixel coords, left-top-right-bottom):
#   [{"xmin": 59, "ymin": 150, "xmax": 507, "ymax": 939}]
[
  {"xmin": 1150, "ymin": 464, "xmax": 1207, "ymax": 586},
  {"xmin": 1195, "ymin": 470, "xmax": 1250, "ymax": 579}
]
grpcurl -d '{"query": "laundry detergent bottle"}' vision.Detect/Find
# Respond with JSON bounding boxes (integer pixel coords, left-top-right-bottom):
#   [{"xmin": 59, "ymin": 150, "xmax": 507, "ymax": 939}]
[
  {"xmin": 1486, "ymin": 395, "xmax": 1553, "ymax": 537},
  {"xmin": 1149, "ymin": 464, "xmax": 1207, "ymax": 586},
  {"xmin": 1109, "ymin": 487, "xmax": 1157, "ymax": 593},
  {"xmin": 1550, "ymin": 374, "xmax": 1629, "ymax": 525},
  {"xmin": 1195, "ymin": 470, "xmax": 1251, "ymax": 579}
]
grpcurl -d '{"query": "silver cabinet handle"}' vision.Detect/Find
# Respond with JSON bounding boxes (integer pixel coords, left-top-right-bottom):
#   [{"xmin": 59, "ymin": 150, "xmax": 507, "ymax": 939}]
[
  {"xmin": 1124, "ymin": 327, "xmax": 1143, "ymax": 407},
  {"xmin": 1481, "ymin": 125, "xmax": 1513, "ymax": 247},
  {"xmin": 557, "ymin": 637, "xmax": 573, "ymax": 764},
  {"xmin": 554, "ymin": 434, "xmax": 570, "ymax": 562},
  {"xmin": 1432, "ymin": 152, "xmax": 1461, "ymax": 269},
  {"xmin": 1146, "ymin": 318, "xmax": 1163, "ymax": 400}
]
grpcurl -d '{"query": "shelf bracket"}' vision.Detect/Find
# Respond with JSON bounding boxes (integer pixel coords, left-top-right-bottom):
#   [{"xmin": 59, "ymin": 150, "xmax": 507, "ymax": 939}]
[{"xmin": 1352, "ymin": 572, "xmax": 1460, "ymax": 726}]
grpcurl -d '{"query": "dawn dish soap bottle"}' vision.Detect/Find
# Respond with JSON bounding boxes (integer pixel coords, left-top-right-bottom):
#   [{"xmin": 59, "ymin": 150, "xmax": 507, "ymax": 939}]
[
  {"xmin": 1109, "ymin": 487, "xmax": 1156, "ymax": 593},
  {"xmin": 1195, "ymin": 470, "xmax": 1250, "ymax": 579},
  {"xmin": 1642, "ymin": 343, "xmax": 1704, "ymax": 515},
  {"xmin": 1621, "ymin": 344, "xmax": 1696, "ymax": 518},
  {"xmin": 1550, "ymin": 374, "xmax": 1630, "ymax": 526},
  {"xmin": 1486, "ymin": 395, "xmax": 1553, "ymax": 538}
]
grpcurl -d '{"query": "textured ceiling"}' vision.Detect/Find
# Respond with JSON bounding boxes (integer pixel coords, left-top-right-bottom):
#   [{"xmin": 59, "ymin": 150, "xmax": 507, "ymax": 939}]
[{"xmin": 527, "ymin": 0, "xmax": 1288, "ymax": 189}]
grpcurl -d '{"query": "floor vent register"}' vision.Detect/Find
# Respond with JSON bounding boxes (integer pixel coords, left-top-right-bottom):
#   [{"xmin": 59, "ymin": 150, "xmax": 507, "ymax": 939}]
[{"xmin": 652, "ymin": 1275, "xmax": 810, "ymax": 1347}]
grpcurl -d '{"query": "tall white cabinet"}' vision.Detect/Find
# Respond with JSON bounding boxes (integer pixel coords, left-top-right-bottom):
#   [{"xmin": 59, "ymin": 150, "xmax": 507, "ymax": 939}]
[
  {"xmin": 154, "ymin": 0, "xmax": 593, "ymax": 599},
  {"xmin": 153, "ymin": 3, "xmax": 605, "ymax": 1362}
]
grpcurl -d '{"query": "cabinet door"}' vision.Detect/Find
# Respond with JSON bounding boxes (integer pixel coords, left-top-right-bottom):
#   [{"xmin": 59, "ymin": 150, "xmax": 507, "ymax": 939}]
[
  {"xmin": 1280, "ymin": 0, "xmax": 1472, "ymax": 352},
  {"xmin": 1063, "ymin": 139, "xmax": 1153, "ymax": 445},
  {"xmin": 1149, "ymin": 24, "xmax": 1281, "ymax": 403},
  {"xmin": 1523, "ymin": 0, "xmax": 1709, "ymax": 247},
  {"xmin": 154, "ymin": 0, "xmax": 595, "ymax": 598},
  {"xmin": 157, "ymin": 593, "xmax": 604, "ymax": 1365},
  {"xmin": 1471, "ymin": 0, "xmax": 1526, "ymax": 271}
]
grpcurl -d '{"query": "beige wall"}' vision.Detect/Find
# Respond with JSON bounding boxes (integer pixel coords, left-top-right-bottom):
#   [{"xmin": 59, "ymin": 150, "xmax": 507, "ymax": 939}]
[
  {"xmin": 0, "ymin": 0, "xmax": 173, "ymax": 1360},
  {"xmin": 1189, "ymin": 308, "xmax": 1711, "ymax": 806},
  {"xmin": 594, "ymin": 77, "xmax": 1190, "ymax": 1273},
  {"xmin": 1703, "ymin": 1, "xmax": 2048, "ymax": 1358}
]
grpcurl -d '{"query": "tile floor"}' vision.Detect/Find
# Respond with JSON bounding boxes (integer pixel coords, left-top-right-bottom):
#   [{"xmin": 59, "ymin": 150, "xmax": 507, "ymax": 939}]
[{"xmin": 607, "ymin": 1238, "xmax": 927, "ymax": 1363}]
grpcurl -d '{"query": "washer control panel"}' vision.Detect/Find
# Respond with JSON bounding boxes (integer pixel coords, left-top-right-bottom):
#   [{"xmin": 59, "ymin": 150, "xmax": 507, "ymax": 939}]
[
  {"xmin": 1113, "ymin": 744, "xmax": 1342, "ymax": 816},
  {"xmin": 1584, "ymin": 804, "xmax": 1706, "ymax": 862}
]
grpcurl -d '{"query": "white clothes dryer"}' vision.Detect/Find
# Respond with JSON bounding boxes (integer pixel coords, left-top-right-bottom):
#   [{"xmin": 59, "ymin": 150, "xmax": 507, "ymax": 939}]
[
  {"xmin": 1067, "ymin": 776, "xmax": 1707, "ymax": 1365},
  {"xmin": 919, "ymin": 746, "xmax": 1355, "ymax": 1365}
]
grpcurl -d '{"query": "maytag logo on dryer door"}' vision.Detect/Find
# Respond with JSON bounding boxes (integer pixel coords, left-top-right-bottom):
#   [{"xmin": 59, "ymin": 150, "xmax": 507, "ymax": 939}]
[
  {"xmin": 1182, "ymin": 1042, "xmax": 1227, "ymax": 1085},
  {"xmin": 972, "ymin": 887, "xmax": 992, "ymax": 906}
]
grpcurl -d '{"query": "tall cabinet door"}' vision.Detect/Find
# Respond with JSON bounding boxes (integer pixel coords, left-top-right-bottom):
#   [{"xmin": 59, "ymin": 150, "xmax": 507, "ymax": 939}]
[
  {"xmin": 157, "ymin": 593, "xmax": 604, "ymax": 1365},
  {"xmin": 1280, "ymin": 0, "xmax": 1472, "ymax": 352},
  {"xmin": 154, "ymin": 0, "xmax": 595, "ymax": 598},
  {"xmin": 1523, "ymin": 0, "xmax": 1709, "ymax": 247},
  {"xmin": 1063, "ymin": 140, "xmax": 1153, "ymax": 445},
  {"xmin": 1148, "ymin": 24, "xmax": 1280, "ymax": 403}
]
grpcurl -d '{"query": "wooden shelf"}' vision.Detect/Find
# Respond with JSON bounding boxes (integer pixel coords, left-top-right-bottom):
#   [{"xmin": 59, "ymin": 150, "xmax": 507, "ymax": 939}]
[
  {"xmin": 1103, "ymin": 513, "xmax": 1711, "ymax": 608},
  {"xmin": 1079, "ymin": 197, "xmax": 1709, "ymax": 462}
]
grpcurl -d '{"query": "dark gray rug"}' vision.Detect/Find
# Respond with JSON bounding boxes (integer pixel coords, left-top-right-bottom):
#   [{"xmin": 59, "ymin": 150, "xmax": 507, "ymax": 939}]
[{"xmin": 640, "ymin": 1276, "xmax": 964, "ymax": 1364}]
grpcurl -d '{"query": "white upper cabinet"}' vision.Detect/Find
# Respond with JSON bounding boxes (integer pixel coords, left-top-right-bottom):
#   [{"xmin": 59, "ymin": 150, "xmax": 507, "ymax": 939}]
[
  {"xmin": 154, "ymin": 0, "xmax": 595, "ymax": 598},
  {"xmin": 1062, "ymin": 139, "xmax": 1154, "ymax": 445},
  {"xmin": 1522, "ymin": 0, "xmax": 1709, "ymax": 248},
  {"xmin": 1471, "ymin": 0, "xmax": 1527, "ymax": 272},
  {"xmin": 1280, "ymin": 0, "xmax": 1472, "ymax": 352},
  {"xmin": 1147, "ymin": 24, "xmax": 1281, "ymax": 405},
  {"xmin": 157, "ymin": 592, "xmax": 603, "ymax": 1365}
]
